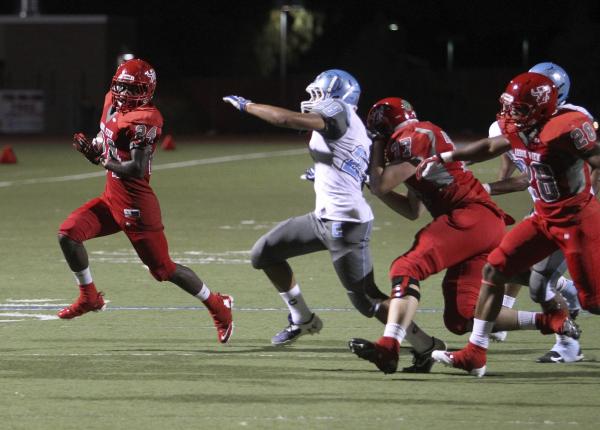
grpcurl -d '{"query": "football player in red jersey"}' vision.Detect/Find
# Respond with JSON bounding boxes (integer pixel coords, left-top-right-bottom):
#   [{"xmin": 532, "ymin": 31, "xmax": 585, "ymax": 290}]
[
  {"xmin": 418, "ymin": 72, "xmax": 597, "ymax": 375},
  {"xmin": 57, "ymin": 59, "xmax": 234, "ymax": 343},
  {"xmin": 348, "ymin": 97, "xmax": 573, "ymax": 374}
]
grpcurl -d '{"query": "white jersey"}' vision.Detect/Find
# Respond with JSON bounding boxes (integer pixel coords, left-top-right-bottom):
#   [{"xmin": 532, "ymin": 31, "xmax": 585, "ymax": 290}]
[
  {"xmin": 307, "ymin": 99, "xmax": 374, "ymax": 223},
  {"xmin": 488, "ymin": 102, "xmax": 595, "ymax": 201}
]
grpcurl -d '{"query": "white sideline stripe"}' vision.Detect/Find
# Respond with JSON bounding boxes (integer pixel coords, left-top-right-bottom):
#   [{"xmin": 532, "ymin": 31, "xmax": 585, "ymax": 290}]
[
  {"xmin": 0, "ymin": 305, "xmax": 444, "ymax": 313},
  {"xmin": 0, "ymin": 148, "xmax": 307, "ymax": 188}
]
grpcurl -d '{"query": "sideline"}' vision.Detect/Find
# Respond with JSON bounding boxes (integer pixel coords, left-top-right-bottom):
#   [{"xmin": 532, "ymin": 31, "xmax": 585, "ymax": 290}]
[{"xmin": 0, "ymin": 148, "xmax": 307, "ymax": 188}]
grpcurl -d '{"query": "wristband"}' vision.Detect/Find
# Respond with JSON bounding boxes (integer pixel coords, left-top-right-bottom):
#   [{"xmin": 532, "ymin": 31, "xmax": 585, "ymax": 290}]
[{"xmin": 482, "ymin": 183, "xmax": 491, "ymax": 194}]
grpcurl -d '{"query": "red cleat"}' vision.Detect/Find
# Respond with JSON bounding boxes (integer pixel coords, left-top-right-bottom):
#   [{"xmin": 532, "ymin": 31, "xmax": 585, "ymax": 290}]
[
  {"xmin": 348, "ymin": 336, "xmax": 400, "ymax": 374},
  {"xmin": 432, "ymin": 342, "xmax": 487, "ymax": 377},
  {"xmin": 58, "ymin": 291, "xmax": 106, "ymax": 319},
  {"xmin": 207, "ymin": 293, "xmax": 234, "ymax": 344},
  {"xmin": 536, "ymin": 309, "xmax": 581, "ymax": 339}
]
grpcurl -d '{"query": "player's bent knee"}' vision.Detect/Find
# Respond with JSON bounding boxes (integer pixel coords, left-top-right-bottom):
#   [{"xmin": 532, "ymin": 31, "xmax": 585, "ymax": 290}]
[
  {"xmin": 57, "ymin": 232, "xmax": 79, "ymax": 248},
  {"xmin": 250, "ymin": 236, "xmax": 285, "ymax": 269},
  {"xmin": 150, "ymin": 261, "xmax": 177, "ymax": 282},
  {"xmin": 443, "ymin": 303, "xmax": 473, "ymax": 335},
  {"xmin": 346, "ymin": 290, "xmax": 377, "ymax": 318},
  {"xmin": 443, "ymin": 315, "xmax": 470, "ymax": 335},
  {"xmin": 250, "ymin": 237, "xmax": 269, "ymax": 269},
  {"xmin": 482, "ymin": 263, "xmax": 507, "ymax": 286}
]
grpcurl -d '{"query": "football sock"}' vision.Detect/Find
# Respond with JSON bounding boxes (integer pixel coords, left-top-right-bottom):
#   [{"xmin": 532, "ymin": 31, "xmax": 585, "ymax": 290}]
[
  {"xmin": 195, "ymin": 284, "xmax": 212, "ymax": 302},
  {"xmin": 468, "ymin": 318, "xmax": 493, "ymax": 349},
  {"xmin": 280, "ymin": 284, "xmax": 312, "ymax": 324},
  {"xmin": 502, "ymin": 295, "xmax": 516, "ymax": 308},
  {"xmin": 73, "ymin": 267, "xmax": 93, "ymax": 286},
  {"xmin": 383, "ymin": 323, "xmax": 406, "ymax": 343},
  {"xmin": 517, "ymin": 311, "xmax": 537, "ymax": 329}
]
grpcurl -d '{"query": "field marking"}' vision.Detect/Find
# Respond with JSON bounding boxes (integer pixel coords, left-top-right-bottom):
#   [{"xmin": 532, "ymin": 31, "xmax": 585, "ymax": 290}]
[
  {"xmin": 0, "ymin": 148, "xmax": 307, "ymax": 188},
  {"xmin": 86, "ymin": 249, "xmax": 251, "ymax": 265},
  {"xmin": 0, "ymin": 302, "xmax": 444, "ymax": 324}
]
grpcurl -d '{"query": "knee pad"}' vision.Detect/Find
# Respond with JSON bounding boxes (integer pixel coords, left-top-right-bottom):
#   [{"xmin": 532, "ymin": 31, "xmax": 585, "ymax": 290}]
[
  {"xmin": 346, "ymin": 290, "xmax": 378, "ymax": 318},
  {"xmin": 391, "ymin": 276, "xmax": 421, "ymax": 301}
]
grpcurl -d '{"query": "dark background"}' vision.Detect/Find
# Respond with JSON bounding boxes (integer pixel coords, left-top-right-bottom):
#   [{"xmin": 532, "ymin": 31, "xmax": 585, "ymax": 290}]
[{"xmin": 1, "ymin": 0, "xmax": 599, "ymax": 135}]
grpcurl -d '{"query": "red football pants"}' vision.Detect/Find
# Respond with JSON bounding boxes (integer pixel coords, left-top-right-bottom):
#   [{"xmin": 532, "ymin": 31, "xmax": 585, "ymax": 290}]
[
  {"xmin": 59, "ymin": 197, "xmax": 177, "ymax": 281},
  {"xmin": 389, "ymin": 203, "xmax": 505, "ymax": 334},
  {"xmin": 488, "ymin": 198, "xmax": 600, "ymax": 311}
]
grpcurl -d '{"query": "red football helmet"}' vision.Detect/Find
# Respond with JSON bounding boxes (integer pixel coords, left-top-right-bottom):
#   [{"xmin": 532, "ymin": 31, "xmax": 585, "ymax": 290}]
[
  {"xmin": 366, "ymin": 97, "xmax": 418, "ymax": 137},
  {"xmin": 111, "ymin": 59, "xmax": 157, "ymax": 111},
  {"xmin": 497, "ymin": 72, "xmax": 557, "ymax": 130}
]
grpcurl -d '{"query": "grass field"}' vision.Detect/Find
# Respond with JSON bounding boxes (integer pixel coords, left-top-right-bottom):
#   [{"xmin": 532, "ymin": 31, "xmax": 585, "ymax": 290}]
[{"xmin": 1, "ymin": 136, "xmax": 599, "ymax": 430}]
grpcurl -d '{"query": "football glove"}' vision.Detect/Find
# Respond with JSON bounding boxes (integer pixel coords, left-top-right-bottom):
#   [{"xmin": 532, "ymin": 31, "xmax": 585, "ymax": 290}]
[
  {"xmin": 415, "ymin": 154, "xmax": 443, "ymax": 180},
  {"xmin": 223, "ymin": 95, "xmax": 253, "ymax": 112},
  {"xmin": 73, "ymin": 132, "xmax": 103, "ymax": 165}
]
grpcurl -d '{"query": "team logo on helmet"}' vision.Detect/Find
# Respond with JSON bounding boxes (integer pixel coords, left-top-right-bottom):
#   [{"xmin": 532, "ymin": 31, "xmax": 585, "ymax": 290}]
[
  {"xmin": 117, "ymin": 70, "xmax": 135, "ymax": 81},
  {"xmin": 145, "ymin": 69, "xmax": 156, "ymax": 83},
  {"xmin": 531, "ymin": 85, "xmax": 551, "ymax": 104}
]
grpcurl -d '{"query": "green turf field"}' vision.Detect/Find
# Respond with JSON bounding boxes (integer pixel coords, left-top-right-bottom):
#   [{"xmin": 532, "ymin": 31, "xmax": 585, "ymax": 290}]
[{"xmin": 1, "ymin": 136, "xmax": 599, "ymax": 430}]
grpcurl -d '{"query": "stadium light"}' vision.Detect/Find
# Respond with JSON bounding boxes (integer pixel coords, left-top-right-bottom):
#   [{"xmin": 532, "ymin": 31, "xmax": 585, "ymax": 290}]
[{"xmin": 388, "ymin": 23, "xmax": 399, "ymax": 31}]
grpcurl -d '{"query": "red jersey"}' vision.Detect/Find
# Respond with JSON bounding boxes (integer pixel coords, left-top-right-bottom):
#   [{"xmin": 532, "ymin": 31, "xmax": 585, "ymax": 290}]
[
  {"xmin": 98, "ymin": 92, "xmax": 164, "ymax": 230},
  {"xmin": 501, "ymin": 111, "xmax": 597, "ymax": 221},
  {"xmin": 387, "ymin": 121, "xmax": 504, "ymax": 218}
]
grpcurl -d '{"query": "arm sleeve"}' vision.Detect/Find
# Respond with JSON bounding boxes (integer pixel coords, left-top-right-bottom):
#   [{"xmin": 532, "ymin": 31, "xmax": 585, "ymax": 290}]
[{"xmin": 312, "ymin": 100, "xmax": 349, "ymax": 140}]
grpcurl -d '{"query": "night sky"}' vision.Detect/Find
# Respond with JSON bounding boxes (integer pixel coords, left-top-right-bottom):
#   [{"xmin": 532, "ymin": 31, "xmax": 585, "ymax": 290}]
[
  {"xmin": 2, "ymin": 0, "xmax": 599, "ymax": 132},
  {"xmin": 4, "ymin": 0, "xmax": 600, "ymax": 78}
]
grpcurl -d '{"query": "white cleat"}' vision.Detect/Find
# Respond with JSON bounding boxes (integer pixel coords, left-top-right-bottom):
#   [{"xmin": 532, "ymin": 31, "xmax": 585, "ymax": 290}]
[
  {"xmin": 432, "ymin": 350, "xmax": 487, "ymax": 378},
  {"xmin": 537, "ymin": 334, "xmax": 583, "ymax": 363}
]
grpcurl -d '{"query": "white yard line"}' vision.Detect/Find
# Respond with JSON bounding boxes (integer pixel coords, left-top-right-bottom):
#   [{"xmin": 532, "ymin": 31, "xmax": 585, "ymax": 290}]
[{"xmin": 0, "ymin": 148, "xmax": 307, "ymax": 188}]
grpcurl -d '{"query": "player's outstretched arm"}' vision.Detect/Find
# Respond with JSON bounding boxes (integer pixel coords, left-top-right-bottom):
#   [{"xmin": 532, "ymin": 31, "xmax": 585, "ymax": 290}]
[
  {"xmin": 485, "ymin": 173, "xmax": 529, "ymax": 195},
  {"xmin": 223, "ymin": 95, "xmax": 325, "ymax": 131},
  {"xmin": 416, "ymin": 136, "xmax": 511, "ymax": 180},
  {"xmin": 103, "ymin": 146, "xmax": 151, "ymax": 179}
]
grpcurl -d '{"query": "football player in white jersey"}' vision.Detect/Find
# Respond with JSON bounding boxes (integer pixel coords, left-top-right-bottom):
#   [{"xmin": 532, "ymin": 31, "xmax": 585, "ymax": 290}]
[
  {"xmin": 483, "ymin": 62, "xmax": 593, "ymax": 363},
  {"xmin": 223, "ymin": 70, "xmax": 395, "ymax": 345}
]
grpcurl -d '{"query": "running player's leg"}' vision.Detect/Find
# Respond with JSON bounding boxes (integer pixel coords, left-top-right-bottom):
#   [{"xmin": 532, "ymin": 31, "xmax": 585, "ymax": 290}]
[
  {"xmin": 57, "ymin": 197, "xmax": 120, "ymax": 319},
  {"xmin": 250, "ymin": 213, "xmax": 327, "ymax": 344},
  {"xmin": 126, "ymin": 228, "xmax": 234, "ymax": 343},
  {"xmin": 433, "ymin": 216, "xmax": 574, "ymax": 376}
]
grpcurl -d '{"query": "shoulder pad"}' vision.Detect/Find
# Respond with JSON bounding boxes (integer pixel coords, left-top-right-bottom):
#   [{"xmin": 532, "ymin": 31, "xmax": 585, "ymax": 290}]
[
  {"xmin": 312, "ymin": 99, "xmax": 346, "ymax": 118},
  {"xmin": 542, "ymin": 111, "xmax": 591, "ymax": 141},
  {"xmin": 119, "ymin": 105, "xmax": 163, "ymax": 129}
]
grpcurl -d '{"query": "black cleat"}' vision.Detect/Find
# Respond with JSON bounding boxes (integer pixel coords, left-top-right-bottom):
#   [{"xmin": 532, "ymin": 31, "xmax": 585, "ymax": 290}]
[
  {"xmin": 402, "ymin": 336, "xmax": 448, "ymax": 373},
  {"xmin": 348, "ymin": 337, "xmax": 399, "ymax": 374}
]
